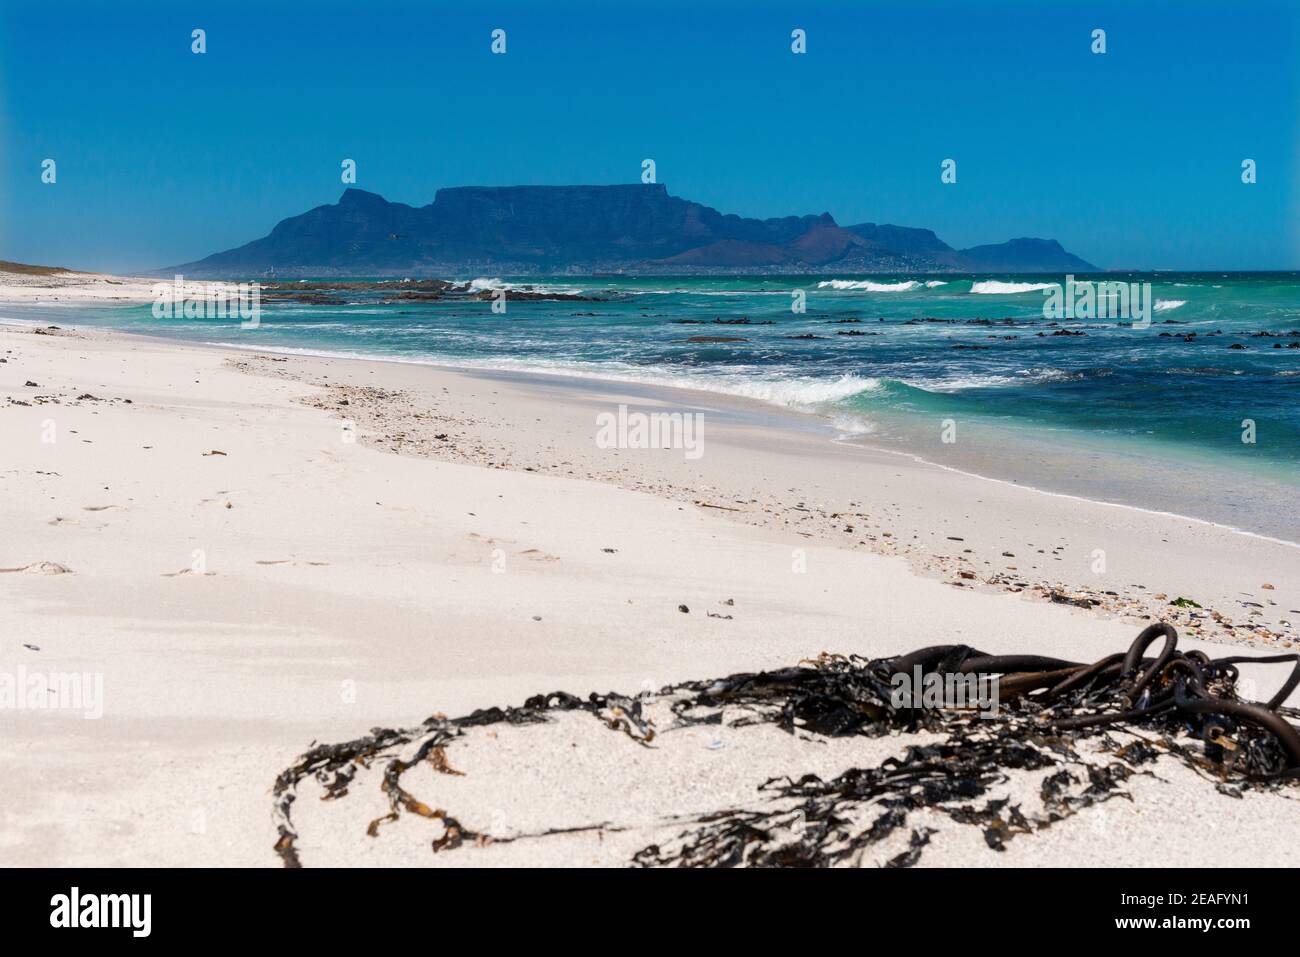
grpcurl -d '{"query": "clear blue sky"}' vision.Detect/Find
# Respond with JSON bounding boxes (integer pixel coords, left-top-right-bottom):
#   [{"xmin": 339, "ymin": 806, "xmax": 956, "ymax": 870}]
[{"xmin": 1, "ymin": 0, "xmax": 1295, "ymax": 272}]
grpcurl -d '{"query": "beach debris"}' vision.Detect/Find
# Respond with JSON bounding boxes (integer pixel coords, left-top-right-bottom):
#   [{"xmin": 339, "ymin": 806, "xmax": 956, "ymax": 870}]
[
  {"xmin": 519, "ymin": 548, "xmax": 558, "ymax": 562},
  {"xmin": 428, "ymin": 746, "xmax": 464, "ymax": 777},
  {"xmin": 271, "ymin": 688, "xmax": 654, "ymax": 867},
  {"xmin": 1049, "ymin": 589, "xmax": 1095, "ymax": 609},
  {"xmin": 270, "ymin": 624, "xmax": 1299, "ymax": 868},
  {"xmin": 22, "ymin": 644, "xmax": 39, "ymax": 652},
  {"xmin": 884, "ymin": 828, "xmax": 935, "ymax": 869},
  {"xmin": 1170, "ymin": 597, "xmax": 1203, "ymax": 609},
  {"xmin": 203, "ymin": 450, "xmax": 227, "ymax": 456},
  {"xmin": 678, "ymin": 604, "xmax": 690, "ymax": 614},
  {"xmin": 23, "ymin": 380, "xmax": 38, "ymax": 387},
  {"xmin": 0, "ymin": 561, "xmax": 72, "ymax": 575}
]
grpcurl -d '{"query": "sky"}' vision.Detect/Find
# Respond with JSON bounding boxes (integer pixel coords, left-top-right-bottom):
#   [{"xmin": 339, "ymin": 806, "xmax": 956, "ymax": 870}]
[{"xmin": 1, "ymin": 0, "xmax": 1296, "ymax": 272}]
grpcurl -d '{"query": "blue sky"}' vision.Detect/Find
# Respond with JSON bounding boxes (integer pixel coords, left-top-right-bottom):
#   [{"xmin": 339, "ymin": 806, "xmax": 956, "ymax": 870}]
[{"xmin": 1, "ymin": 0, "xmax": 1296, "ymax": 272}]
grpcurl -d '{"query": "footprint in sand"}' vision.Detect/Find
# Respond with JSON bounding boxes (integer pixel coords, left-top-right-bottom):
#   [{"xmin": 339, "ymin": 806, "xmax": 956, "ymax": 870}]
[
  {"xmin": 82, "ymin": 505, "xmax": 124, "ymax": 512},
  {"xmin": 0, "ymin": 561, "xmax": 73, "ymax": 575},
  {"xmin": 161, "ymin": 568, "xmax": 216, "ymax": 578},
  {"xmin": 255, "ymin": 559, "xmax": 331, "ymax": 567}
]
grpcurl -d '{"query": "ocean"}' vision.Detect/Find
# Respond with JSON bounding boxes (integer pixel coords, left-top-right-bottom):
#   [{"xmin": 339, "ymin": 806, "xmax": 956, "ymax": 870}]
[{"xmin": 8, "ymin": 272, "xmax": 1298, "ymax": 541}]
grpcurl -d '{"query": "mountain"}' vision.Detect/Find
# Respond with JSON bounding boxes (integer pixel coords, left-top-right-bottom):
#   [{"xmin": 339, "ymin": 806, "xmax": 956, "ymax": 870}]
[
  {"xmin": 171, "ymin": 184, "xmax": 1096, "ymax": 276},
  {"xmin": 843, "ymin": 223, "xmax": 953, "ymax": 259},
  {"xmin": 955, "ymin": 238, "xmax": 1096, "ymax": 272}
]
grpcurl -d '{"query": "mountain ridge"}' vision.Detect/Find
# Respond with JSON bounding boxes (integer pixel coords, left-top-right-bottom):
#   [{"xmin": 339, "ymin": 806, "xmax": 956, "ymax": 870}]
[{"xmin": 171, "ymin": 184, "xmax": 1097, "ymax": 276}]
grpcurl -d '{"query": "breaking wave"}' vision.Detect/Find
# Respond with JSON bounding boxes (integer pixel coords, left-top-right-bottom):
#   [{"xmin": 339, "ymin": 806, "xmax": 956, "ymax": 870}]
[
  {"xmin": 465, "ymin": 277, "xmax": 589, "ymax": 295},
  {"xmin": 968, "ymin": 281, "xmax": 1057, "ymax": 294},
  {"xmin": 901, "ymin": 373, "xmax": 1017, "ymax": 392},
  {"xmin": 817, "ymin": 280, "xmax": 921, "ymax": 291}
]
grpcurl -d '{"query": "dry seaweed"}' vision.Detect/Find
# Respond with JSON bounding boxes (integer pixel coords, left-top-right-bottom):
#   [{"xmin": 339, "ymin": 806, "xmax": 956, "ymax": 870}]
[{"xmin": 272, "ymin": 624, "xmax": 1300, "ymax": 867}]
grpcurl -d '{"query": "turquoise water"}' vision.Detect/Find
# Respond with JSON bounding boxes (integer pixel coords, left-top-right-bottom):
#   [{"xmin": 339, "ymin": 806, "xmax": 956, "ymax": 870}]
[{"xmin": 7, "ymin": 272, "xmax": 1298, "ymax": 536}]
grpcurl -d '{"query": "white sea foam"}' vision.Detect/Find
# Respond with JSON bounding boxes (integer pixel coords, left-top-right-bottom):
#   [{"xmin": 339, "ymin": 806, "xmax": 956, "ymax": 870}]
[
  {"xmin": 628, "ymin": 371, "xmax": 883, "ymax": 409},
  {"xmin": 626, "ymin": 288, "xmax": 790, "ymax": 296},
  {"xmin": 903, "ymin": 373, "xmax": 1017, "ymax": 392},
  {"xmin": 209, "ymin": 340, "xmax": 881, "ymax": 414},
  {"xmin": 900, "ymin": 366, "xmax": 1085, "ymax": 393},
  {"xmin": 831, "ymin": 414, "xmax": 877, "ymax": 435},
  {"xmin": 718, "ymin": 373, "xmax": 882, "ymax": 407},
  {"xmin": 924, "ymin": 280, "xmax": 948, "ymax": 288},
  {"xmin": 465, "ymin": 277, "xmax": 588, "ymax": 295},
  {"xmin": 1154, "ymin": 299, "xmax": 1187, "ymax": 312},
  {"xmin": 1000, "ymin": 367, "xmax": 1075, "ymax": 385},
  {"xmin": 816, "ymin": 279, "xmax": 921, "ymax": 291},
  {"xmin": 968, "ymin": 281, "xmax": 1056, "ymax": 294}
]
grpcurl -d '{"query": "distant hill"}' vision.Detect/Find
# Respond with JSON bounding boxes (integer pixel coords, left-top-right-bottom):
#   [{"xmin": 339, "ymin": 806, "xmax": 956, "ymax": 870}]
[
  {"xmin": 171, "ymin": 184, "xmax": 1096, "ymax": 277},
  {"xmin": 955, "ymin": 238, "xmax": 1096, "ymax": 272},
  {"xmin": 0, "ymin": 260, "xmax": 79, "ymax": 276}
]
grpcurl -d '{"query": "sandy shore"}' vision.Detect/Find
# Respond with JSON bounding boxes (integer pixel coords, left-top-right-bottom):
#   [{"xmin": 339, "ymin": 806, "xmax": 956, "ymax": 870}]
[
  {"xmin": 1, "ymin": 321, "xmax": 1297, "ymax": 867},
  {"xmin": 0, "ymin": 263, "xmax": 237, "ymax": 306}
]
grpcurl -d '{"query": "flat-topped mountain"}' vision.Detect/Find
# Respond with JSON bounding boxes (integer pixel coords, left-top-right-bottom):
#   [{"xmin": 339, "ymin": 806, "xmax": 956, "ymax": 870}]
[{"xmin": 172, "ymin": 184, "xmax": 1095, "ymax": 276}]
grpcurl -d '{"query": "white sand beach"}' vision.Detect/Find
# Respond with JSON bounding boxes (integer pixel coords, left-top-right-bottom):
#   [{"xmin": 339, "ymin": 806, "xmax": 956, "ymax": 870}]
[
  {"xmin": 0, "ymin": 262, "xmax": 242, "ymax": 306},
  {"xmin": 1, "ymin": 297, "xmax": 1297, "ymax": 867}
]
